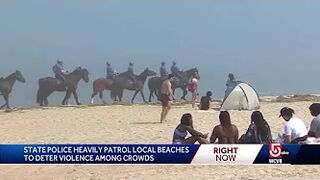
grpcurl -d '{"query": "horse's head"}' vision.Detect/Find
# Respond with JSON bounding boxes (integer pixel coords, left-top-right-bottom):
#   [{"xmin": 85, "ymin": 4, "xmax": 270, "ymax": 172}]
[
  {"xmin": 143, "ymin": 68, "xmax": 157, "ymax": 77},
  {"xmin": 75, "ymin": 67, "xmax": 89, "ymax": 83},
  {"xmin": 189, "ymin": 68, "xmax": 200, "ymax": 80},
  {"xmin": 15, "ymin": 70, "xmax": 26, "ymax": 83}
]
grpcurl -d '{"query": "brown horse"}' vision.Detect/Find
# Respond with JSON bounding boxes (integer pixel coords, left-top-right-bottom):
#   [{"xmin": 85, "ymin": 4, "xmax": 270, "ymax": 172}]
[
  {"xmin": 0, "ymin": 71, "xmax": 26, "ymax": 109},
  {"xmin": 90, "ymin": 78, "xmax": 113, "ymax": 104},
  {"xmin": 37, "ymin": 67, "xmax": 89, "ymax": 106}
]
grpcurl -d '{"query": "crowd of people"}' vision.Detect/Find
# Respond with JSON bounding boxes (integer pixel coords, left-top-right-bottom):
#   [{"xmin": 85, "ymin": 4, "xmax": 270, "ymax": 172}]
[
  {"xmin": 51, "ymin": 59, "xmax": 320, "ymax": 145},
  {"xmin": 172, "ymin": 103, "xmax": 320, "ymax": 144}
]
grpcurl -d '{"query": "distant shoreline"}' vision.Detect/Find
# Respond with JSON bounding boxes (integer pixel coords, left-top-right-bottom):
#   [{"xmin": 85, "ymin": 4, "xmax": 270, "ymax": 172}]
[{"xmin": 2, "ymin": 94, "xmax": 320, "ymax": 112}]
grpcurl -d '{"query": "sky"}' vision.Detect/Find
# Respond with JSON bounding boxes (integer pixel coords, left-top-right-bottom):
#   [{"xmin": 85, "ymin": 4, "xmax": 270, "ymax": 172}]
[{"xmin": 0, "ymin": 0, "xmax": 320, "ymax": 106}]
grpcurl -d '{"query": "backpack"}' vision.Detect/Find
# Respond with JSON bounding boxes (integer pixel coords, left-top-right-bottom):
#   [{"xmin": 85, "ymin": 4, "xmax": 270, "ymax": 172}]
[{"xmin": 244, "ymin": 123, "xmax": 261, "ymax": 144}]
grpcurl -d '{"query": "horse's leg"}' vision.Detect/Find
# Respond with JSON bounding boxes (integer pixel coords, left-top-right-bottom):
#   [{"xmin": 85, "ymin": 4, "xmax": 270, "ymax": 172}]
[
  {"xmin": 91, "ymin": 92, "xmax": 97, "ymax": 104},
  {"xmin": 140, "ymin": 90, "xmax": 147, "ymax": 103},
  {"xmin": 3, "ymin": 93, "xmax": 10, "ymax": 109},
  {"xmin": 41, "ymin": 90, "xmax": 47, "ymax": 106},
  {"xmin": 149, "ymin": 89, "xmax": 153, "ymax": 102},
  {"xmin": 99, "ymin": 91, "xmax": 106, "ymax": 104},
  {"xmin": 119, "ymin": 90, "xmax": 123, "ymax": 102},
  {"xmin": 155, "ymin": 88, "xmax": 160, "ymax": 98},
  {"xmin": 62, "ymin": 90, "xmax": 72, "ymax": 105},
  {"xmin": 44, "ymin": 97, "xmax": 48, "ymax": 106},
  {"xmin": 73, "ymin": 90, "xmax": 81, "ymax": 105},
  {"xmin": 131, "ymin": 90, "xmax": 139, "ymax": 104},
  {"xmin": 181, "ymin": 87, "xmax": 188, "ymax": 100},
  {"xmin": 0, "ymin": 94, "xmax": 7, "ymax": 109},
  {"xmin": 43, "ymin": 90, "xmax": 52, "ymax": 106}
]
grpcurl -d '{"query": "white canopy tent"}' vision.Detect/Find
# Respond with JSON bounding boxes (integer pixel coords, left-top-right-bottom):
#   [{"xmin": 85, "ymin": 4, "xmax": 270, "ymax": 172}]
[{"xmin": 221, "ymin": 82, "xmax": 260, "ymax": 111}]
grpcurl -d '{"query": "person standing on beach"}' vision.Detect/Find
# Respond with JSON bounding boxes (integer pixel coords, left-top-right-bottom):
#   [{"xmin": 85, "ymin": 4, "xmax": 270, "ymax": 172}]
[
  {"xmin": 308, "ymin": 103, "xmax": 320, "ymax": 138},
  {"xmin": 160, "ymin": 74, "xmax": 175, "ymax": 123},
  {"xmin": 224, "ymin": 73, "xmax": 237, "ymax": 100},
  {"xmin": 188, "ymin": 78, "xmax": 198, "ymax": 108}
]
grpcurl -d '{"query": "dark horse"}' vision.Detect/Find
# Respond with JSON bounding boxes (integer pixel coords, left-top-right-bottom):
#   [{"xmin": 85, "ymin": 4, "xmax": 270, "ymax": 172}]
[
  {"xmin": 111, "ymin": 68, "xmax": 156, "ymax": 103},
  {"xmin": 37, "ymin": 67, "xmax": 89, "ymax": 106},
  {"xmin": 0, "ymin": 71, "xmax": 26, "ymax": 109},
  {"xmin": 148, "ymin": 68, "xmax": 200, "ymax": 102}
]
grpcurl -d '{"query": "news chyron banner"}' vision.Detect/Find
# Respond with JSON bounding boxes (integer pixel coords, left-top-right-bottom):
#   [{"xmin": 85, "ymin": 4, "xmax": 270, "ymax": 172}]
[{"xmin": 0, "ymin": 144, "xmax": 320, "ymax": 165}]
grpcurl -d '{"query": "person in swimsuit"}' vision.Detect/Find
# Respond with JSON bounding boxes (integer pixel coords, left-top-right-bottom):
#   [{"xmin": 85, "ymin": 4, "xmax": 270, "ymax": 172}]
[
  {"xmin": 188, "ymin": 78, "xmax": 198, "ymax": 108},
  {"xmin": 160, "ymin": 74, "xmax": 175, "ymax": 123},
  {"xmin": 210, "ymin": 111, "xmax": 239, "ymax": 144},
  {"xmin": 172, "ymin": 113, "xmax": 209, "ymax": 144}
]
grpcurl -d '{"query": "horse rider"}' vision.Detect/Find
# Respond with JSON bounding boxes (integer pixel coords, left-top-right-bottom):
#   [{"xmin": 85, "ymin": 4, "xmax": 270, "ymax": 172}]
[
  {"xmin": 106, "ymin": 62, "xmax": 116, "ymax": 79},
  {"xmin": 52, "ymin": 59, "xmax": 68, "ymax": 83},
  {"xmin": 127, "ymin": 62, "xmax": 138, "ymax": 88},
  {"xmin": 160, "ymin": 62, "xmax": 169, "ymax": 79},
  {"xmin": 170, "ymin": 61, "xmax": 182, "ymax": 79}
]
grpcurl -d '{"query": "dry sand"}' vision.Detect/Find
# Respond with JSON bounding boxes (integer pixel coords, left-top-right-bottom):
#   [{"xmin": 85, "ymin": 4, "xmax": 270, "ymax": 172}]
[{"xmin": 0, "ymin": 100, "xmax": 320, "ymax": 179}]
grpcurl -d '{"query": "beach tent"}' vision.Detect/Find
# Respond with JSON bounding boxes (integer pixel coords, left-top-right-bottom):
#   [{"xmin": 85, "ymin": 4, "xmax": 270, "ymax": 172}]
[{"xmin": 221, "ymin": 81, "xmax": 260, "ymax": 110}]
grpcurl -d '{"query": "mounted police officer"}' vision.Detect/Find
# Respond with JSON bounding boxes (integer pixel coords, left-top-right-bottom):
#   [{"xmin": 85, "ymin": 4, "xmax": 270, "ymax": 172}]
[
  {"xmin": 170, "ymin": 61, "xmax": 182, "ymax": 79},
  {"xmin": 160, "ymin": 62, "xmax": 168, "ymax": 78},
  {"xmin": 52, "ymin": 59, "xmax": 68, "ymax": 82},
  {"xmin": 170, "ymin": 61, "xmax": 180, "ymax": 75},
  {"xmin": 127, "ymin": 62, "xmax": 137, "ymax": 89},
  {"xmin": 106, "ymin": 62, "xmax": 116, "ymax": 79}
]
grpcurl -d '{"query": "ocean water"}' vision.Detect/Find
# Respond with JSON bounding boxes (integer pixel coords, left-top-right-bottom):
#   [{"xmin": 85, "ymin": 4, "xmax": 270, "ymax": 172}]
[{"xmin": 0, "ymin": 1, "xmax": 320, "ymax": 106}]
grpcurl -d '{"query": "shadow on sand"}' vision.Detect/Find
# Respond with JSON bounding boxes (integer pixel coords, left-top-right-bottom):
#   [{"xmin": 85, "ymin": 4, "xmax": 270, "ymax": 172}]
[{"xmin": 131, "ymin": 122, "xmax": 161, "ymax": 125}]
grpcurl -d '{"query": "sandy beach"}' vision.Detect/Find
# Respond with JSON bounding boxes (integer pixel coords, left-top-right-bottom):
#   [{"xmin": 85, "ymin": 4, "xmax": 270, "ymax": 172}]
[{"xmin": 1, "ymin": 100, "xmax": 320, "ymax": 179}]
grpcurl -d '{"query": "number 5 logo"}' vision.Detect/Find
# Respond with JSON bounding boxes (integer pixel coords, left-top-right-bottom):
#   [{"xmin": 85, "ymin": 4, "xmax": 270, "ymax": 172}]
[{"xmin": 269, "ymin": 143, "xmax": 282, "ymax": 159}]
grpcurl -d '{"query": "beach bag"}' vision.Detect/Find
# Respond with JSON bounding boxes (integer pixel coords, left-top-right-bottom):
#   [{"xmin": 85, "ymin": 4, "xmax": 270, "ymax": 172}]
[{"xmin": 244, "ymin": 123, "xmax": 260, "ymax": 144}]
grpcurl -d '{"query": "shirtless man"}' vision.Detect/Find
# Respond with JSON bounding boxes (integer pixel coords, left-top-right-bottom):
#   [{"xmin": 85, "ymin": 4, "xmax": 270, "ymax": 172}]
[
  {"xmin": 160, "ymin": 74, "xmax": 175, "ymax": 123},
  {"xmin": 210, "ymin": 111, "xmax": 239, "ymax": 144}
]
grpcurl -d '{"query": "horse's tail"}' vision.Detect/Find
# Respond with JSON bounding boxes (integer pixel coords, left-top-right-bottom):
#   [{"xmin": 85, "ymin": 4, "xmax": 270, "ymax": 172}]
[
  {"xmin": 92, "ymin": 79, "xmax": 98, "ymax": 92},
  {"xmin": 36, "ymin": 79, "xmax": 44, "ymax": 104},
  {"xmin": 36, "ymin": 87, "xmax": 42, "ymax": 104}
]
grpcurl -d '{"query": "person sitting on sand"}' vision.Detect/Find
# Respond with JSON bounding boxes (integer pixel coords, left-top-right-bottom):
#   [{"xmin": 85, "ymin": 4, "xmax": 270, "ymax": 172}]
[
  {"xmin": 279, "ymin": 107, "xmax": 308, "ymax": 144},
  {"xmin": 308, "ymin": 103, "xmax": 320, "ymax": 138},
  {"xmin": 172, "ymin": 113, "xmax": 209, "ymax": 144},
  {"xmin": 239, "ymin": 111, "xmax": 272, "ymax": 144},
  {"xmin": 210, "ymin": 111, "xmax": 239, "ymax": 144},
  {"xmin": 199, "ymin": 91, "xmax": 213, "ymax": 110}
]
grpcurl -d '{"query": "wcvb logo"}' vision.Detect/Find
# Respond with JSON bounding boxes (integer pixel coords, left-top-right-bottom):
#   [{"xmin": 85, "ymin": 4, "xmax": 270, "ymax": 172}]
[{"xmin": 269, "ymin": 143, "xmax": 282, "ymax": 159}]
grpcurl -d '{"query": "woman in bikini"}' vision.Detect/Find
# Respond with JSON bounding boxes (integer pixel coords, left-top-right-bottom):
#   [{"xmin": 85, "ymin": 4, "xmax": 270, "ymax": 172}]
[
  {"xmin": 210, "ymin": 111, "xmax": 239, "ymax": 144},
  {"xmin": 172, "ymin": 113, "xmax": 209, "ymax": 144}
]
